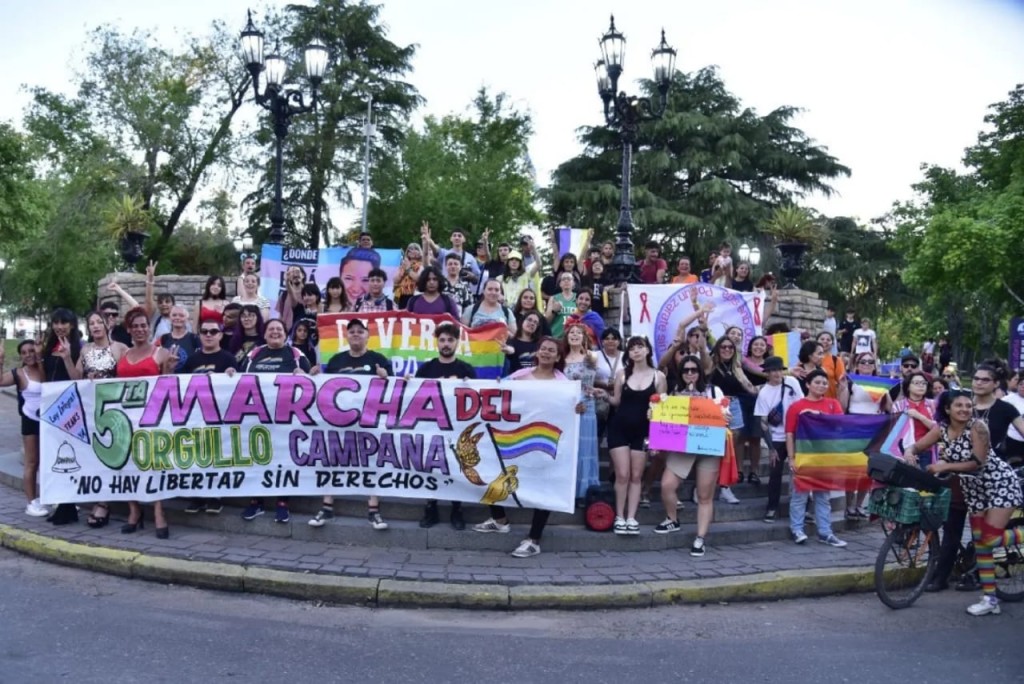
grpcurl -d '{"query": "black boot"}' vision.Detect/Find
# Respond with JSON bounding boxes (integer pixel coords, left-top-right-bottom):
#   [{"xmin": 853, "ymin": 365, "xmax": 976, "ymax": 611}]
[
  {"xmin": 419, "ymin": 502, "xmax": 440, "ymax": 528},
  {"xmin": 450, "ymin": 502, "xmax": 465, "ymax": 531},
  {"xmin": 47, "ymin": 503, "xmax": 78, "ymax": 526}
]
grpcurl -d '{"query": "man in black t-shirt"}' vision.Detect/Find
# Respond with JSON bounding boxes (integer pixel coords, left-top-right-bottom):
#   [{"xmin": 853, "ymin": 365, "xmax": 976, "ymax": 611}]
[
  {"xmin": 971, "ymin": 365, "xmax": 1024, "ymax": 457},
  {"xmin": 312, "ymin": 318, "xmax": 391, "ymax": 531},
  {"xmin": 182, "ymin": 322, "xmax": 237, "ymax": 374},
  {"xmin": 414, "ymin": 322, "xmax": 475, "ymax": 530},
  {"xmin": 180, "ymin": 321, "xmax": 236, "ymax": 514},
  {"xmin": 324, "ymin": 319, "xmax": 391, "ymax": 376},
  {"xmin": 837, "ymin": 309, "xmax": 858, "ymax": 354}
]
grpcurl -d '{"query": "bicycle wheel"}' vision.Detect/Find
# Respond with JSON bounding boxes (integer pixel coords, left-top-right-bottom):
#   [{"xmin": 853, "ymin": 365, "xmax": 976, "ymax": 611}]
[
  {"xmin": 995, "ymin": 517, "xmax": 1024, "ymax": 602},
  {"xmin": 874, "ymin": 523, "xmax": 939, "ymax": 609}
]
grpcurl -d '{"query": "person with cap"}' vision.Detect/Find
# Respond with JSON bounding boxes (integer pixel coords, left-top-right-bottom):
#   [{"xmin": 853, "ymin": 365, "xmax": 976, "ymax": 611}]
[
  {"xmin": 753, "ymin": 356, "xmax": 804, "ymax": 523},
  {"xmin": 310, "ymin": 318, "xmax": 391, "ymax": 531},
  {"xmin": 498, "ymin": 247, "xmax": 541, "ymax": 308}
]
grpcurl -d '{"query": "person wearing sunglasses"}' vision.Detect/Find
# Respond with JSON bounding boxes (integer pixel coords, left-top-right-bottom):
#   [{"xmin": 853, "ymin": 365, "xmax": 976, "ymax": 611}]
[
  {"xmin": 180, "ymin": 322, "xmax": 238, "ymax": 514},
  {"xmin": 888, "ymin": 354, "xmax": 922, "ymax": 402},
  {"xmin": 709, "ymin": 337, "xmax": 757, "ymax": 505},
  {"xmin": 99, "ymin": 301, "xmax": 132, "ymax": 346}
]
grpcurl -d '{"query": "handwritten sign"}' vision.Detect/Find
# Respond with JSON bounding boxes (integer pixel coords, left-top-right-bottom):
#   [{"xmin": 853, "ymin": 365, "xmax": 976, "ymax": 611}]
[{"xmin": 649, "ymin": 396, "xmax": 728, "ymax": 455}]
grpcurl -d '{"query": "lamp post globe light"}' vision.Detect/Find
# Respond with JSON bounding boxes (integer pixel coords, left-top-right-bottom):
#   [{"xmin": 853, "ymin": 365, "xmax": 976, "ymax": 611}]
[
  {"xmin": 749, "ymin": 246, "xmax": 761, "ymax": 266},
  {"xmin": 240, "ymin": 11, "xmax": 328, "ymax": 245},
  {"xmin": 595, "ymin": 16, "xmax": 676, "ymax": 284}
]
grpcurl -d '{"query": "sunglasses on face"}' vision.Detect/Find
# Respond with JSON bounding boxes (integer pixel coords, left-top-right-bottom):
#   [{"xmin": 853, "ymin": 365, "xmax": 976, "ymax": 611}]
[
  {"xmin": 682, "ymin": 367, "xmax": 700, "ymax": 374},
  {"xmin": 902, "ymin": 363, "xmax": 918, "ymax": 369},
  {"xmin": 200, "ymin": 328, "xmax": 221, "ymax": 336},
  {"xmin": 720, "ymin": 345, "xmax": 735, "ymax": 351},
  {"xmin": 942, "ymin": 374, "xmax": 954, "ymax": 379},
  {"xmin": 858, "ymin": 359, "xmax": 875, "ymax": 364},
  {"xmin": 103, "ymin": 312, "xmax": 118, "ymax": 318}
]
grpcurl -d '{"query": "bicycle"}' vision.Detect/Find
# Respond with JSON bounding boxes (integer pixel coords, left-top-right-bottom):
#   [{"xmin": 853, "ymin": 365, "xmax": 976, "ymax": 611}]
[
  {"xmin": 870, "ymin": 485, "xmax": 949, "ymax": 609},
  {"xmin": 868, "ymin": 457, "xmax": 1024, "ymax": 609}
]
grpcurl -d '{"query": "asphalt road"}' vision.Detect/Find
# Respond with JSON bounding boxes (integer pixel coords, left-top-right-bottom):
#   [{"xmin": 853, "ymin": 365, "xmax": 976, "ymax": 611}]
[{"xmin": 0, "ymin": 547, "xmax": 1017, "ymax": 683}]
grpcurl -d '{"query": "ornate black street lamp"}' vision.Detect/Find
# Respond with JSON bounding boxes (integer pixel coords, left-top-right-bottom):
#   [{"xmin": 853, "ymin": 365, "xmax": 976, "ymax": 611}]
[
  {"xmin": 240, "ymin": 11, "xmax": 328, "ymax": 245},
  {"xmin": 595, "ymin": 16, "xmax": 676, "ymax": 284}
]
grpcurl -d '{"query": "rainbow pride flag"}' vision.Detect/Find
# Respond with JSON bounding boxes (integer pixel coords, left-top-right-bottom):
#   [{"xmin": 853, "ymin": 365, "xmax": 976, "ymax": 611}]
[
  {"xmin": 487, "ymin": 422, "xmax": 563, "ymax": 460},
  {"xmin": 793, "ymin": 413, "xmax": 890, "ymax": 492},
  {"xmin": 848, "ymin": 374, "xmax": 900, "ymax": 402},
  {"xmin": 555, "ymin": 227, "xmax": 590, "ymax": 261},
  {"xmin": 317, "ymin": 312, "xmax": 509, "ymax": 379},
  {"xmin": 769, "ymin": 331, "xmax": 802, "ymax": 368}
]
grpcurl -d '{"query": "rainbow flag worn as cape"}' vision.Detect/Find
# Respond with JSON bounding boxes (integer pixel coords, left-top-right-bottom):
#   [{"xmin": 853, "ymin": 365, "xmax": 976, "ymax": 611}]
[
  {"xmin": 769, "ymin": 332, "xmax": 802, "ymax": 369},
  {"xmin": 554, "ymin": 227, "xmax": 590, "ymax": 261},
  {"xmin": 848, "ymin": 374, "xmax": 900, "ymax": 402},
  {"xmin": 317, "ymin": 311, "xmax": 509, "ymax": 379},
  {"xmin": 793, "ymin": 413, "xmax": 890, "ymax": 492}
]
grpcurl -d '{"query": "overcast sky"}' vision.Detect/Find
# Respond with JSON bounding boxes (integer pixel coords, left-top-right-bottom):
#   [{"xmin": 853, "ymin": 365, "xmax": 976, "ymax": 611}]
[{"xmin": 2, "ymin": 0, "xmax": 1023, "ymax": 230}]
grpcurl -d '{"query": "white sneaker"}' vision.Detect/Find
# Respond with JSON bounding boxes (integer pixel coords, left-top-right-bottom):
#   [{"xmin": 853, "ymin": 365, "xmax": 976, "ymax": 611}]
[
  {"xmin": 368, "ymin": 512, "xmax": 389, "ymax": 530},
  {"xmin": 511, "ymin": 539, "xmax": 541, "ymax": 558},
  {"xmin": 625, "ymin": 518, "xmax": 640, "ymax": 535},
  {"xmin": 25, "ymin": 500, "xmax": 49, "ymax": 517},
  {"xmin": 613, "ymin": 516, "xmax": 628, "ymax": 535},
  {"xmin": 793, "ymin": 531, "xmax": 808, "ymax": 544},
  {"xmin": 473, "ymin": 518, "xmax": 511, "ymax": 534},
  {"xmin": 966, "ymin": 596, "xmax": 1001, "ymax": 616},
  {"xmin": 719, "ymin": 487, "xmax": 740, "ymax": 504}
]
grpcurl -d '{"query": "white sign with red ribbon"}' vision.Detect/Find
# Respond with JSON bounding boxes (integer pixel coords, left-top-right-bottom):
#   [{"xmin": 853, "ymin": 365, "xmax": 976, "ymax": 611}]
[{"xmin": 625, "ymin": 284, "xmax": 764, "ymax": 362}]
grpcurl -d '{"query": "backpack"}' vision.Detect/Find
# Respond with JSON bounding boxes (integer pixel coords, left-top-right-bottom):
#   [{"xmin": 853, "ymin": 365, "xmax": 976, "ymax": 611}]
[{"xmin": 468, "ymin": 299, "xmax": 511, "ymax": 326}]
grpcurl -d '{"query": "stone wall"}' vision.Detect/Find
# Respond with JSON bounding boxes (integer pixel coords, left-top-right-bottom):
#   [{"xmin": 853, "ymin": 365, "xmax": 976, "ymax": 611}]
[{"xmin": 96, "ymin": 273, "xmax": 238, "ymax": 316}]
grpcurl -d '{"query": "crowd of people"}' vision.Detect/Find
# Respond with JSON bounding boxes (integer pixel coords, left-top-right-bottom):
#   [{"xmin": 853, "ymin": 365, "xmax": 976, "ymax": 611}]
[{"xmin": 3, "ymin": 225, "xmax": 1023, "ymax": 617}]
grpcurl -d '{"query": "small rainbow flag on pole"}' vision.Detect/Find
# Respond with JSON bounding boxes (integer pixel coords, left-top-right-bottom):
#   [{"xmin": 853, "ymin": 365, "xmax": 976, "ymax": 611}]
[
  {"xmin": 555, "ymin": 227, "xmax": 590, "ymax": 261},
  {"xmin": 769, "ymin": 331, "xmax": 802, "ymax": 369},
  {"xmin": 487, "ymin": 422, "xmax": 562, "ymax": 460},
  {"xmin": 847, "ymin": 374, "xmax": 900, "ymax": 402},
  {"xmin": 793, "ymin": 413, "xmax": 890, "ymax": 492}
]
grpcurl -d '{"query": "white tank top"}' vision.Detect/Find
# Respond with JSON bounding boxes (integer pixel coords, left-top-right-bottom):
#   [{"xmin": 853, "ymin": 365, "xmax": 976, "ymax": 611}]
[{"xmin": 20, "ymin": 369, "xmax": 42, "ymax": 421}]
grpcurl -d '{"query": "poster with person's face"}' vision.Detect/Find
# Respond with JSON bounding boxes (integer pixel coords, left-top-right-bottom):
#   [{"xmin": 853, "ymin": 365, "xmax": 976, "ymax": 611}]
[{"xmin": 259, "ymin": 245, "xmax": 402, "ymax": 319}]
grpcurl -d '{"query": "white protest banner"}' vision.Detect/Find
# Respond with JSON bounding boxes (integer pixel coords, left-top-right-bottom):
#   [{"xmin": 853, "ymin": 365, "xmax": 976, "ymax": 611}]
[
  {"xmin": 626, "ymin": 284, "xmax": 764, "ymax": 362},
  {"xmin": 39, "ymin": 375, "xmax": 581, "ymax": 513}
]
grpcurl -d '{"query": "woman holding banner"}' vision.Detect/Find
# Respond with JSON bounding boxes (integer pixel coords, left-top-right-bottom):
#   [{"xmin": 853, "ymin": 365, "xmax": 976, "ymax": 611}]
[
  {"xmin": 655, "ymin": 355, "xmax": 728, "ymax": 557},
  {"xmin": 843, "ymin": 352, "xmax": 890, "ymax": 519},
  {"xmin": 117, "ymin": 307, "xmax": 178, "ymax": 538},
  {"xmin": 239, "ymin": 319, "xmax": 313, "ymax": 526},
  {"xmin": 473, "ymin": 336, "xmax": 587, "ymax": 558}
]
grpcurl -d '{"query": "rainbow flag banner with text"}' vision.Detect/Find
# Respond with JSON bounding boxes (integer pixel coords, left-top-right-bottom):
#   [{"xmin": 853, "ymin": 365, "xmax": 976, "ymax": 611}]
[
  {"xmin": 39, "ymin": 375, "xmax": 580, "ymax": 512},
  {"xmin": 318, "ymin": 312, "xmax": 509, "ymax": 379}
]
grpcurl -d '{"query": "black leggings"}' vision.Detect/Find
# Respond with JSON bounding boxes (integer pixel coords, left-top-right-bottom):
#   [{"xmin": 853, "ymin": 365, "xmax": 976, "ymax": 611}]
[
  {"xmin": 933, "ymin": 503, "xmax": 969, "ymax": 585},
  {"xmin": 490, "ymin": 505, "xmax": 551, "ymax": 541},
  {"xmin": 766, "ymin": 440, "xmax": 789, "ymax": 510}
]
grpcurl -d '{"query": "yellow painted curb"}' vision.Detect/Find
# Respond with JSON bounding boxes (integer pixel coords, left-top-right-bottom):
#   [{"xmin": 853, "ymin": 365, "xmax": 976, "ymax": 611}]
[
  {"xmin": 648, "ymin": 567, "xmax": 876, "ymax": 605},
  {"xmin": 0, "ymin": 524, "xmax": 138, "ymax": 578},
  {"xmin": 510, "ymin": 583, "xmax": 653, "ymax": 610},
  {"xmin": 244, "ymin": 567, "xmax": 379, "ymax": 605},
  {"xmin": 133, "ymin": 555, "xmax": 245, "ymax": 591},
  {"xmin": 377, "ymin": 579, "xmax": 510, "ymax": 609}
]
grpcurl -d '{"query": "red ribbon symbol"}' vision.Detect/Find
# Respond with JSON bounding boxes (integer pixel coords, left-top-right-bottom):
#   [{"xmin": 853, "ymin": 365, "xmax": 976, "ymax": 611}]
[{"xmin": 638, "ymin": 292, "xmax": 651, "ymax": 323}]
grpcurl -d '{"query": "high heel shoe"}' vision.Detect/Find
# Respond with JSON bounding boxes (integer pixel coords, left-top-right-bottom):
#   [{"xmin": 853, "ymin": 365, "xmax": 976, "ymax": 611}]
[
  {"xmin": 155, "ymin": 526, "xmax": 170, "ymax": 539},
  {"xmin": 121, "ymin": 515, "xmax": 144, "ymax": 534},
  {"xmin": 87, "ymin": 503, "xmax": 110, "ymax": 529}
]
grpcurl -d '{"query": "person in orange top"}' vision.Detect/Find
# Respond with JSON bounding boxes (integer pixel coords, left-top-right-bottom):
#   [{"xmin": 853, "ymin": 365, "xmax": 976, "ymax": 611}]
[
  {"xmin": 671, "ymin": 256, "xmax": 699, "ymax": 285},
  {"xmin": 817, "ymin": 330, "xmax": 849, "ymax": 406}
]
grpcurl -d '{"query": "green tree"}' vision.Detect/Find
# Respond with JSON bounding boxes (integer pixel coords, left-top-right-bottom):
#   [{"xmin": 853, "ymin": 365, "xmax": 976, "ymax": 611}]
[
  {"xmin": 0, "ymin": 123, "xmax": 50, "ymax": 247},
  {"xmin": 367, "ymin": 88, "xmax": 542, "ymax": 249},
  {"xmin": 544, "ymin": 67, "xmax": 850, "ymax": 263},
  {"xmin": 895, "ymin": 84, "xmax": 1024, "ymax": 366},
  {"xmin": 242, "ymin": 0, "xmax": 421, "ymax": 248},
  {"xmin": 26, "ymin": 23, "xmax": 249, "ymax": 262}
]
